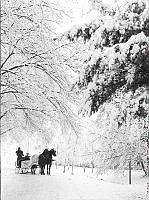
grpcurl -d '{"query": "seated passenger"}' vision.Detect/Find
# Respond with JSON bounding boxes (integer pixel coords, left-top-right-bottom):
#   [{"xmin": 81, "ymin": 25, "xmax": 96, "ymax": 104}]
[
  {"xmin": 23, "ymin": 153, "xmax": 30, "ymax": 161},
  {"xmin": 19, "ymin": 153, "xmax": 30, "ymax": 168},
  {"xmin": 16, "ymin": 147, "xmax": 24, "ymax": 168}
]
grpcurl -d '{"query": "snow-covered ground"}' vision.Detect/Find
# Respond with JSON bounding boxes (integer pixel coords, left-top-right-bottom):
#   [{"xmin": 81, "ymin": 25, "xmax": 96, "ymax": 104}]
[{"xmin": 1, "ymin": 165, "xmax": 148, "ymax": 200}]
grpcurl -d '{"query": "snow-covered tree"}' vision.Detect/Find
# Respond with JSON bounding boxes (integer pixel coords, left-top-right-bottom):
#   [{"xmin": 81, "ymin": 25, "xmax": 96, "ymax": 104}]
[
  {"xmin": 1, "ymin": 0, "xmax": 81, "ymax": 141},
  {"xmin": 90, "ymin": 88, "xmax": 148, "ymax": 174},
  {"xmin": 66, "ymin": 0, "xmax": 149, "ymax": 115},
  {"xmin": 64, "ymin": 0, "xmax": 149, "ymax": 173}
]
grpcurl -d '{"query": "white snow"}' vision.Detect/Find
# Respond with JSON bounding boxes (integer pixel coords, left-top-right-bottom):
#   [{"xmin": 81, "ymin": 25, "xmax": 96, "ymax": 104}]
[{"xmin": 1, "ymin": 166, "xmax": 148, "ymax": 200}]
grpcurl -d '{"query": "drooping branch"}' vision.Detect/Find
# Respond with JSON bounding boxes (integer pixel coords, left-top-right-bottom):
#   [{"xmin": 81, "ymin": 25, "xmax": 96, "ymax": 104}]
[
  {"xmin": 0, "ymin": 128, "xmax": 14, "ymax": 135},
  {"xmin": 1, "ymin": 51, "xmax": 14, "ymax": 69}
]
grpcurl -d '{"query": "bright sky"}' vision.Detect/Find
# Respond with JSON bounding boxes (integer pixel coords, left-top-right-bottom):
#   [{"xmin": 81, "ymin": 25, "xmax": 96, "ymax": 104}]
[{"xmin": 55, "ymin": 0, "xmax": 115, "ymax": 34}]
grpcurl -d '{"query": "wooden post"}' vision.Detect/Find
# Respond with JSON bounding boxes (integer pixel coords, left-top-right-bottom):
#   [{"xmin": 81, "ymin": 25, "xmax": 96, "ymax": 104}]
[
  {"xmin": 92, "ymin": 164, "xmax": 94, "ymax": 173},
  {"xmin": 63, "ymin": 159, "xmax": 66, "ymax": 173},
  {"xmin": 84, "ymin": 166, "xmax": 86, "ymax": 173},
  {"xmin": 71, "ymin": 162, "xmax": 74, "ymax": 175},
  {"xmin": 129, "ymin": 160, "xmax": 131, "ymax": 184}
]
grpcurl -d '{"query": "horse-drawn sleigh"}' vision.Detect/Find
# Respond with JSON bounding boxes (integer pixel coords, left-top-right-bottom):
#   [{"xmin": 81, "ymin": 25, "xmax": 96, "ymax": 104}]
[
  {"xmin": 15, "ymin": 148, "xmax": 56, "ymax": 175},
  {"xmin": 15, "ymin": 154, "xmax": 39, "ymax": 174}
]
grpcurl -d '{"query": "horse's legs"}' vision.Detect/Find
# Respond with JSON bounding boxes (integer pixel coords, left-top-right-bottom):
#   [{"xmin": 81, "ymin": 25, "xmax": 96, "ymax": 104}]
[
  {"xmin": 40, "ymin": 166, "xmax": 42, "ymax": 175},
  {"xmin": 48, "ymin": 163, "xmax": 52, "ymax": 175},
  {"xmin": 47, "ymin": 164, "xmax": 50, "ymax": 175},
  {"xmin": 31, "ymin": 166, "xmax": 33, "ymax": 175},
  {"xmin": 39, "ymin": 166, "xmax": 41, "ymax": 174},
  {"xmin": 40, "ymin": 165, "xmax": 43, "ymax": 175},
  {"xmin": 47, "ymin": 164, "xmax": 48, "ymax": 174},
  {"xmin": 32, "ymin": 166, "xmax": 35, "ymax": 175},
  {"xmin": 43, "ymin": 165, "xmax": 45, "ymax": 175},
  {"xmin": 41, "ymin": 166, "xmax": 43, "ymax": 175},
  {"xmin": 49, "ymin": 164, "xmax": 51, "ymax": 175}
]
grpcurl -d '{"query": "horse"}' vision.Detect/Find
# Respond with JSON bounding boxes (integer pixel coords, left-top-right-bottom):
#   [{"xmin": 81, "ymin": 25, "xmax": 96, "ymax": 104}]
[
  {"xmin": 38, "ymin": 148, "xmax": 56, "ymax": 175},
  {"xmin": 38, "ymin": 153, "xmax": 46, "ymax": 175}
]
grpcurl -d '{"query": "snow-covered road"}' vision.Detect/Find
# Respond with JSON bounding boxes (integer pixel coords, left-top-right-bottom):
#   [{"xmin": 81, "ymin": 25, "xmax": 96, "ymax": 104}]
[{"xmin": 1, "ymin": 166, "xmax": 148, "ymax": 200}]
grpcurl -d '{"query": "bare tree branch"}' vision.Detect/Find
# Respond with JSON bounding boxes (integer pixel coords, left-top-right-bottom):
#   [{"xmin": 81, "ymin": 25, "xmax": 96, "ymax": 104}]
[{"xmin": 1, "ymin": 51, "xmax": 14, "ymax": 68}]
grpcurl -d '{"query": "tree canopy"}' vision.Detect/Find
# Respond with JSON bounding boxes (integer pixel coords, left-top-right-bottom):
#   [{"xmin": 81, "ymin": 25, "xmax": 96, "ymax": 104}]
[
  {"xmin": 65, "ymin": 0, "xmax": 149, "ymax": 115},
  {"xmin": 1, "ymin": 0, "xmax": 81, "ymax": 139}
]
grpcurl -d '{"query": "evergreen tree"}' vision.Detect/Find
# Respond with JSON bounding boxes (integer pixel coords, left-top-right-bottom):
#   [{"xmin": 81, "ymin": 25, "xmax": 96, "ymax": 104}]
[{"xmin": 64, "ymin": 0, "xmax": 149, "ymax": 173}]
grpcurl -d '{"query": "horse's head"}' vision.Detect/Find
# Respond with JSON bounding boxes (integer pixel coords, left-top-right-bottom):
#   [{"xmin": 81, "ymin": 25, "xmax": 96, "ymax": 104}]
[{"xmin": 50, "ymin": 148, "xmax": 56, "ymax": 157}]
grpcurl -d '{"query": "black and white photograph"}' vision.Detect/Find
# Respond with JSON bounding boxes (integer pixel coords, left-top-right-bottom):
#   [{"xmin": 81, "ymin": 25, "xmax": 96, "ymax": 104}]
[{"xmin": 1, "ymin": 0, "xmax": 149, "ymax": 199}]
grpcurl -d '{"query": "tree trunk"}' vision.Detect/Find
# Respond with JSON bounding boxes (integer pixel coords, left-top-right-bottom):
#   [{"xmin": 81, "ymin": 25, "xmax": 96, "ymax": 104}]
[
  {"xmin": 129, "ymin": 161, "xmax": 131, "ymax": 184},
  {"xmin": 63, "ymin": 165, "xmax": 66, "ymax": 173},
  {"xmin": 147, "ymin": 132, "xmax": 149, "ymax": 176},
  {"xmin": 71, "ymin": 164, "xmax": 74, "ymax": 175},
  {"xmin": 140, "ymin": 161, "xmax": 147, "ymax": 176}
]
